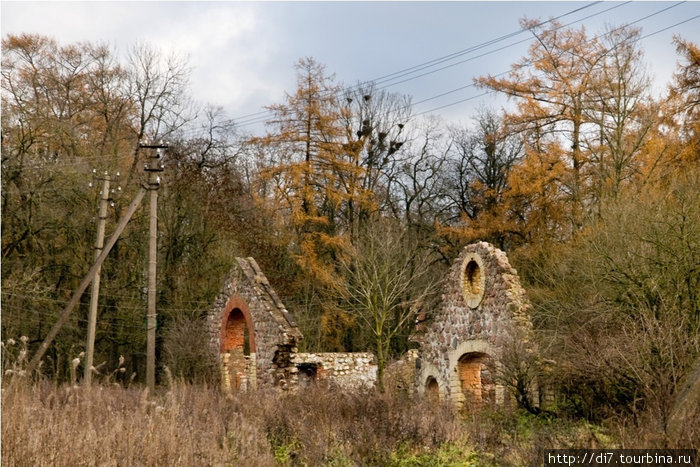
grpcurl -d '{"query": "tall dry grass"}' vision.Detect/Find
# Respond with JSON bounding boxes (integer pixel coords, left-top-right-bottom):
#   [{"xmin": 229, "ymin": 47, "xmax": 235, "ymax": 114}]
[
  {"xmin": 2, "ymin": 377, "xmax": 468, "ymax": 466},
  {"xmin": 3, "ymin": 336, "xmax": 687, "ymax": 466},
  {"xmin": 5, "ymin": 375, "xmax": 650, "ymax": 466},
  {"xmin": 2, "ymin": 379, "xmax": 273, "ymax": 466}
]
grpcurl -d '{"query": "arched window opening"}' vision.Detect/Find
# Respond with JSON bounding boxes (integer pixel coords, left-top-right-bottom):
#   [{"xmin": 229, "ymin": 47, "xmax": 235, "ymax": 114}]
[
  {"xmin": 223, "ymin": 309, "xmax": 250, "ymax": 355},
  {"xmin": 222, "ymin": 308, "xmax": 254, "ymax": 390},
  {"xmin": 426, "ymin": 376, "xmax": 440, "ymax": 402},
  {"xmin": 460, "ymin": 253, "xmax": 485, "ymax": 308},
  {"xmin": 464, "ymin": 260, "xmax": 481, "ymax": 296}
]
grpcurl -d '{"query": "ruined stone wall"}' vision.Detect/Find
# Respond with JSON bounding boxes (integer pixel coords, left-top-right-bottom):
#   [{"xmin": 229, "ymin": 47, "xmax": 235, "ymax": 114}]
[
  {"xmin": 384, "ymin": 349, "xmax": 419, "ymax": 395},
  {"xmin": 205, "ymin": 245, "xmax": 534, "ymax": 399},
  {"xmin": 415, "ymin": 242, "xmax": 533, "ymax": 405},
  {"xmin": 207, "ymin": 257, "xmax": 302, "ymax": 389},
  {"xmin": 207, "ymin": 258, "xmax": 381, "ymax": 393},
  {"xmin": 294, "ymin": 353, "xmax": 377, "ymax": 390}
]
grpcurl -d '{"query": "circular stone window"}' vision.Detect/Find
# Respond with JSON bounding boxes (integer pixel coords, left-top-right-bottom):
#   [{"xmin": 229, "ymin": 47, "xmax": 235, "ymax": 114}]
[{"xmin": 460, "ymin": 253, "xmax": 485, "ymax": 308}]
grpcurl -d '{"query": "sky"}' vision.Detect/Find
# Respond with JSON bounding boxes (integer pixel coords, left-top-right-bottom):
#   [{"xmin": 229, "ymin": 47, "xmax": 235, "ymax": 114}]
[{"xmin": 2, "ymin": 1, "xmax": 699, "ymax": 134}]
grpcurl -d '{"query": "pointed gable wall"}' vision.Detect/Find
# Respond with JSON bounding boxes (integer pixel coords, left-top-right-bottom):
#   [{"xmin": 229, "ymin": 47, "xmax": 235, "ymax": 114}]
[
  {"xmin": 415, "ymin": 242, "xmax": 534, "ymax": 405},
  {"xmin": 207, "ymin": 257, "xmax": 302, "ymax": 389}
]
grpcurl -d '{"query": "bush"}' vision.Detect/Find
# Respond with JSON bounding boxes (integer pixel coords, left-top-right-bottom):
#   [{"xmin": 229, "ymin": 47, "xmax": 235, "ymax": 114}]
[
  {"xmin": 162, "ymin": 313, "xmax": 219, "ymax": 384},
  {"xmin": 515, "ymin": 168, "xmax": 700, "ymax": 438}
]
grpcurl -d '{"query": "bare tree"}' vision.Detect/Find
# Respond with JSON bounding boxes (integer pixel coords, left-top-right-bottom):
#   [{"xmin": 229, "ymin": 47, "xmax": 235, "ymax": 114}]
[
  {"xmin": 445, "ymin": 109, "xmax": 522, "ymax": 222},
  {"xmin": 171, "ymin": 104, "xmax": 242, "ymax": 170},
  {"xmin": 334, "ymin": 218, "xmax": 440, "ymax": 391},
  {"xmin": 585, "ymin": 25, "xmax": 655, "ymax": 203},
  {"xmin": 125, "ymin": 43, "xmax": 194, "ymax": 186}
]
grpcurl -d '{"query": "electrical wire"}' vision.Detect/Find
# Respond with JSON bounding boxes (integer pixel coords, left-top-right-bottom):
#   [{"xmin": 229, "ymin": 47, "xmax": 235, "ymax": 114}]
[
  {"xmin": 225, "ymin": 1, "xmax": 623, "ymax": 128},
  {"xmin": 371, "ymin": 1, "xmax": 634, "ymax": 92},
  {"xmin": 239, "ymin": 1, "xmax": 608, "ymax": 129},
  {"xmin": 412, "ymin": 12, "xmax": 700, "ymax": 118},
  {"xmin": 63, "ymin": 1, "xmax": 673, "ymax": 141},
  {"xmin": 2, "ymin": 3, "xmax": 696, "ymax": 169},
  {"xmin": 233, "ymin": 2, "xmax": 689, "ymax": 129}
]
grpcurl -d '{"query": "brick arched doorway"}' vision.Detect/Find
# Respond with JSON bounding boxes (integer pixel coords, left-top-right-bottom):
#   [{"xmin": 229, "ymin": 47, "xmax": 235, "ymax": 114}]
[
  {"xmin": 223, "ymin": 309, "xmax": 252, "ymax": 354},
  {"xmin": 457, "ymin": 352, "xmax": 495, "ymax": 405},
  {"xmin": 220, "ymin": 297, "xmax": 256, "ymax": 391}
]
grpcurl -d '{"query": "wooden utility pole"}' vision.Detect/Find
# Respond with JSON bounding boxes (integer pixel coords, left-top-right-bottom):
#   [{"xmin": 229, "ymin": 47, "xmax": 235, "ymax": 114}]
[
  {"xmin": 141, "ymin": 142, "xmax": 166, "ymax": 393},
  {"xmin": 84, "ymin": 173, "xmax": 111, "ymax": 386},
  {"xmin": 27, "ymin": 188, "xmax": 147, "ymax": 375}
]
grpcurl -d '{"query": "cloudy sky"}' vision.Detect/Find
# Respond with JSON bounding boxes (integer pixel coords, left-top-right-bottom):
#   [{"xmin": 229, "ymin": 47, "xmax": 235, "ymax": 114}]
[{"xmin": 2, "ymin": 1, "xmax": 699, "ymax": 133}]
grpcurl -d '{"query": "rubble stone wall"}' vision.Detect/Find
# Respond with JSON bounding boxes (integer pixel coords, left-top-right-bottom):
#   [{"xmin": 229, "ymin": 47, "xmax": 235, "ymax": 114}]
[
  {"xmin": 294, "ymin": 352, "xmax": 377, "ymax": 390},
  {"xmin": 207, "ymin": 257, "xmax": 301, "ymax": 389},
  {"xmin": 206, "ymin": 243, "xmax": 534, "ymax": 400},
  {"xmin": 416, "ymin": 242, "xmax": 533, "ymax": 406}
]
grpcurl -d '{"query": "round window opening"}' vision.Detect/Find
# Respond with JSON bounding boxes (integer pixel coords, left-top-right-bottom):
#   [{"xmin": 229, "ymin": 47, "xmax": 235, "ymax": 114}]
[{"xmin": 461, "ymin": 254, "xmax": 485, "ymax": 308}]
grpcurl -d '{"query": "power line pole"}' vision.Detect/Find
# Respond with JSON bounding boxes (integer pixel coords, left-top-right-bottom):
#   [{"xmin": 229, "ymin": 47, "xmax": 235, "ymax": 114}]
[
  {"xmin": 27, "ymin": 187, "xmax": 147, "ymax": 375},
  {"xmin": 141, "ymin": 142, "xmax": 166, "ymax": 393},
  {"xmin": 84, "ymin": 172, "xmax": 112, "ymax": 386}
]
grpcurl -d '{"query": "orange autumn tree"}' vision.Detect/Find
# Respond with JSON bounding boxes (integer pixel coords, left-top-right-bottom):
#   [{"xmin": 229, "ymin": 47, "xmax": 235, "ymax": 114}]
[
  {"xmin": 476, "ymin": 19, "xmax": 603, "ymax": 232},
  {"xmin": 255, "ymin": 58, "xmax": 381, "ymax": 350},
  {"xmin": 584, "ymin": 26, "xmax": 656, "ymax": 204},
  {"xmin": 628, "ymin": 37, "xmax": 699, "ymax": 191},
  {"xmin": 669, "ymin": 37, "xmax": 700, "ymax": 165},
  {"xmin": 256, "ymin": 58, "xmax": 351, "ymax": 286},
  {"xmin": 475, "ymin": 21, "xmax": 654, "ymax": 243}
]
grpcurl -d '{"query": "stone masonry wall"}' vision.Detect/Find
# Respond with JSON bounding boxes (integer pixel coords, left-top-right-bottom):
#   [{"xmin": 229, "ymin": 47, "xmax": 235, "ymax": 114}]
[
  {"xmin": 415, "ymin": 242, "xmax": 534, "ymax": 405},
  {"xmin": 207, "ymin": 257, "xmax": 302, "ymax": 389},
  {"xmin": 207, "ymin": 258, "xmax": 377, "ymax": 392},
  {"xmin": 384, "ymin": 349, "xmax": 420, "ymax": 395},
  {"xmin": 294, "ymin": 353, "xmax": 377, "ymax": 390},
  {"xmin": 205, "ymin": 244, "xmax": 532, "ymax": 398}
]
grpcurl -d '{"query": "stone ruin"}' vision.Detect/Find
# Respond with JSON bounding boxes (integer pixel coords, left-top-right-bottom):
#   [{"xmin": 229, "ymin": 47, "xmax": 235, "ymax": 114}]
[
  {"xmin": 206, "ymin": 257, "xmax": 377, "ymax": 392},
  {"xmin": 206, "ymin": 242, "xmax": 535, "ymax": 404},
  {"xmin": 408, "ymin": 241, "xmax": 536, "ymax": 407}
]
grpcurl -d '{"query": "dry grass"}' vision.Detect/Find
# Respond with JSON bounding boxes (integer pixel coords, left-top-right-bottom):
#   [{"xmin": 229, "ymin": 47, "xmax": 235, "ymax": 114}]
[
  {"xmin": 1, "ymin": 379, "xmax": 273, "ymax": 466},
  {"xmin": 5, "ymin": 375, "xmax": 677, "ymax": 466},
  {"xmin": 2, "ymin": 378, "xmax": 467, "ymax": 466}
]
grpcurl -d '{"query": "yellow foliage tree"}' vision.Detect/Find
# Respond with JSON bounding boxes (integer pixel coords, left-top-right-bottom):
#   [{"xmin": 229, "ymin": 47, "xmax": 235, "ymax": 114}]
[
  {"xmin": 255, "ymin": 57, "xmax": 351, "ymax": 286},
  {"xmin": 475, "ymin": 21, "xmax": 655, "ymax": 241},
  {"xmin": 669, "ymin": 37, "xmax": 700, "ymax": 165},
  {"xmin": 255, "ymin": 59, "xmax": 391, "ymax": 350}
]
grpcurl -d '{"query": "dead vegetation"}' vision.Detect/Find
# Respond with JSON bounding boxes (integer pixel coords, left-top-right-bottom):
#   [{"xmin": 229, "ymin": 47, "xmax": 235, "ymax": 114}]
[{"xmin": 5, "ymin": 373, "xmax": 692, "ymax": 466}]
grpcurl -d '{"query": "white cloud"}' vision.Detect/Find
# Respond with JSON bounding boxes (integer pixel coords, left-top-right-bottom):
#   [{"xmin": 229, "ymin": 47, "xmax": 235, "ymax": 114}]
[
  {"xmin": 1, "ymin": 2, "xmax": 284, "ymax": 121},
  {"xmin": 3, "ymin": 1, "xmax": 695, "ymax": 133},
  {"xmin": 141, "ymin": 4, "xmax": 282, "ymax": 114}
]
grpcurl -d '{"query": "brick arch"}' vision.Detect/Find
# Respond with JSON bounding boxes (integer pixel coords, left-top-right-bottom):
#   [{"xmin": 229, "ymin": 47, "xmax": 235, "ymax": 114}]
[
  {"xmin": 220, "ymin": 295, "xmax": 256, "ymax": 354},
  {"xmin": 457, "ymin": 352, "xmax": 494, "ymax": 404},
  {"xmin": 447, "ymin": 340, "xmax": 501, "ymax": 406}
]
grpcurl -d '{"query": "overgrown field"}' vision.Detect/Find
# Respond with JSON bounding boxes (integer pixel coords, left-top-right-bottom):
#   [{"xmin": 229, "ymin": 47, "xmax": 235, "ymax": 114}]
[{"xmin": 3, "ymin": 377, "xmax": 694, "ymax": 466}]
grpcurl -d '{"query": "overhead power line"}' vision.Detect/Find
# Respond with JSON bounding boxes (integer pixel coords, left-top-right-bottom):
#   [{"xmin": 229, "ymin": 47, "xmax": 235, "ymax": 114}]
[
  {"xmin": 370, "ymin": 2, "xmax": 626, "ymax": 90},
  {"xmin": 175, "ymin": 1, "xmax": 691, "ymax": 142},
  {"xmin": 412, "ymin": 12, "xmax": 700, "ymax": 118},
  {"xmin": 226, "ymin": 1, "xmax": 604, "ymax": 127},
  {"xmin": 226, "ymin": 1, "xmax": 622, "ymax": 128},
  {"xmin": 231, "ymin": 1, "xmax": 691, "ymax": 130},
  {"xmin": 373, "ymin": 1, "xmax": 637, "ymax": 92}
]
